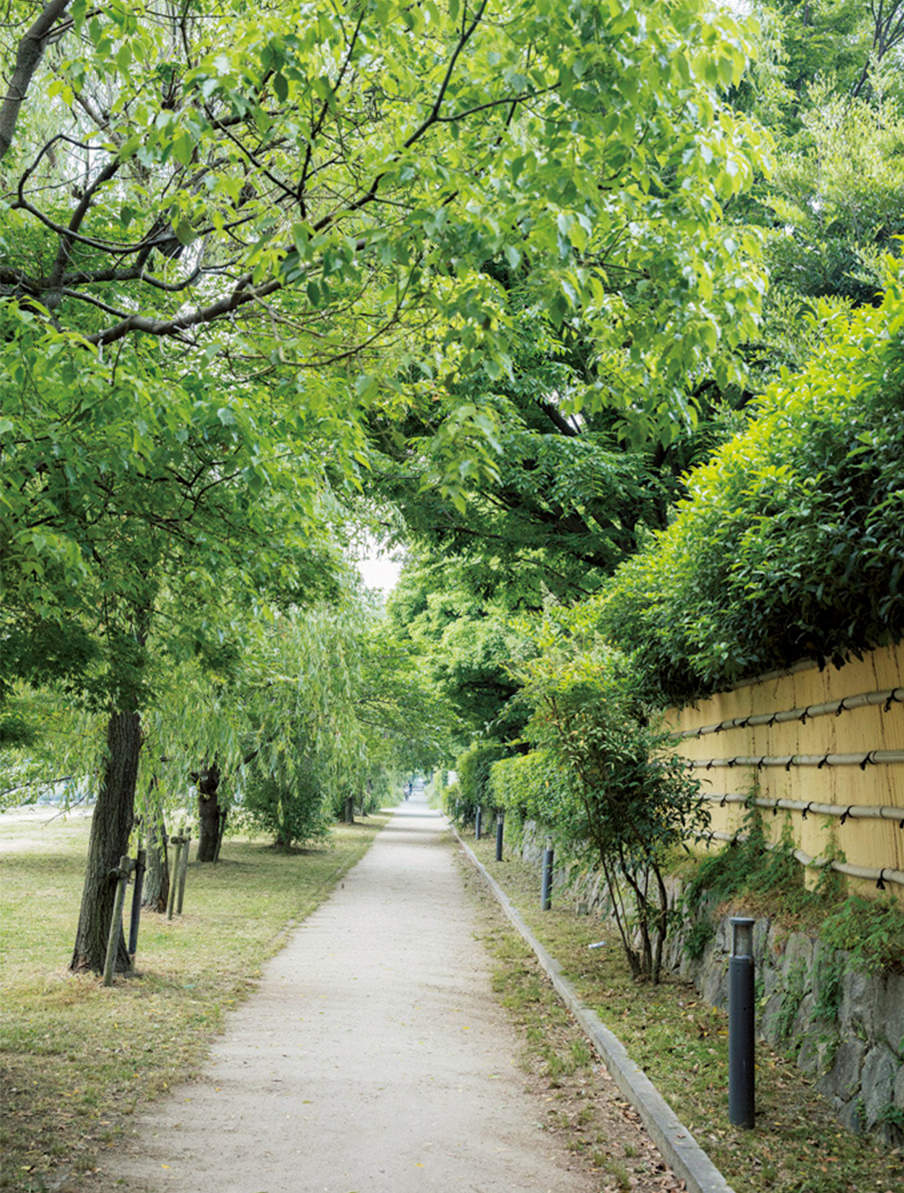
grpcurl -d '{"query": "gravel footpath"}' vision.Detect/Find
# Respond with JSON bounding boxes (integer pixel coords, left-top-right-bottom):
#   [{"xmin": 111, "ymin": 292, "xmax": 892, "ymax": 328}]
[{"xmin": 101, "ymin": 795, "xmax": 601, "ymax": 1193}]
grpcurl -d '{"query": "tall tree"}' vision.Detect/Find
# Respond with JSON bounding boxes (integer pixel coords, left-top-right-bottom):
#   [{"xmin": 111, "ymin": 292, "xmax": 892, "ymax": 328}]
[
  {"xmin": 741, "ymin": 3, "xmax": 904, "ymax": 381},
  {"xmin": 1, "ymin": 318, "xmax": 337, "ymax": 970},
  {"xmin": 2, "ymin": 0, "xmax": 771, "ymax": 970}
]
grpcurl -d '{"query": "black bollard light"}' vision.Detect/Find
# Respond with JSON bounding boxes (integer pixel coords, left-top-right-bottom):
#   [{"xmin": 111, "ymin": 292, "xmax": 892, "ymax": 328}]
[
  {"xmin": 475, "ymin": 804, "xmax": 482, "ymax": 840},
  {"xmin": 495, "ymin": 811, "xmax": 504, "ymax": 862},
  {"xmin": 729, "ymin": 916, "xmax": 756, "ymax": 1128},
  {"xmin": 541, "ymin": 837, "xmax": 554, "ymax": 910}
]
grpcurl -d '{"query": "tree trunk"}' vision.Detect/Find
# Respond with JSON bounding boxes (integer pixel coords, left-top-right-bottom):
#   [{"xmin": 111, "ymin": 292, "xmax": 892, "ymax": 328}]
[
  {"xmin": 70, "ymin": 709, "xmax": 142, "ymax": 973},
  {"xmin": 196, "ymin": 764, "xmax": 221, "ymax": 862},
  {"xmin": 142, "ymin": 813, "xmax": 169, "ymax": 913}
]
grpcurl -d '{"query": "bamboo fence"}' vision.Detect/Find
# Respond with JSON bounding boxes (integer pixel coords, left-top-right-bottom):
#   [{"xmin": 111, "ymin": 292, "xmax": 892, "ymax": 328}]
[{"xmin": 668, "ymin": 642, "xmax": 904, "ymax": 899}]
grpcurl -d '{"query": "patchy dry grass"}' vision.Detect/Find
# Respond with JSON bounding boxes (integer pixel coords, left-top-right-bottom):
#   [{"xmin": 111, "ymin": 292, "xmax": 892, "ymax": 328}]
[
  {"xmin": 464, "ymin": 833, "xmax": 904, "ymax": 1193},
  {"xmin": 0, "ymin": 807, "xmax": 390, "ymax": 1193}
]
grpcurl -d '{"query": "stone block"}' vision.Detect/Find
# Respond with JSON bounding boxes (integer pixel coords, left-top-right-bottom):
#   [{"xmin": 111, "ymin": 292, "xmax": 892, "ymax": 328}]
[
  {"xmin": 796, "ymin": 1028, "xmax": 822, "ymax": 1077},
  {"xmin": 877, "ymin": 971, "xmax": 904, "ymax": 1058},
  {"xmin": 815, "ymin": 1030, "xmax": 840, "ymax": 1074},
  {"xmin": 752, "ymin": 917, "xmax": 771, "ymax": 966},
  {"xmin": 818, "ymin": 1037, "xmax": 867, "ymax": 1101},
  {"xmin": 810, "ymin": 942, "xmax": 844, "ymax": 1021},
  {"xmin": 761, "ymin": 963, "xmax": 780, "ymax": 1001},
  {"xmin": 781, "ymin": 932, "xmax": 815, "ymax": 982},
  {"xmin": 861, "ymin": 1043, "xmax": 898, "ymax": 1129},
  {"xmin": 838, "ymin": 1096, "xmax": 867, "ymax": 1135},
  {"xmin": 760, "ymin": 991, "xmax": 787, "ymax": 1047},
  {"xmin": 765, "ymin": 922, "xmax": 789, "ymax": 964},
  {"xmin": 839, "ymin": 964, "xmax": 881, "ymax": 1035},
  {"xmin": 702, "ymin": 959, "xmax": 728, "ymax": 1009},
  {"xmin": 790, "ymin": 991, "xmax": 817, "ymax": 1060}
]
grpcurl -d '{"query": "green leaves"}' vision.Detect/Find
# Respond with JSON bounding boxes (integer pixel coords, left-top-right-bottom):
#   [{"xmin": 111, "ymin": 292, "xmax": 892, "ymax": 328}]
[
  {"xmin": 494, "ymin": 616, "xmax": 707, "ymax": 981},
  {"xmin": 595, "ymin": 259, "xmax": 904, "ymax": 703},
  {"xmin": 3, "ymin": 0, "xmax": 769, "ymax": 448}
]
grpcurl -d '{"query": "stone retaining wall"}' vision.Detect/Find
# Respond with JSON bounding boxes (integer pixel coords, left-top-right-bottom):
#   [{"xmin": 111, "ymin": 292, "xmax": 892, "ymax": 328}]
[{"xmin": 513, "ymin": 819, "xmax": 904, "ymax": 1146}]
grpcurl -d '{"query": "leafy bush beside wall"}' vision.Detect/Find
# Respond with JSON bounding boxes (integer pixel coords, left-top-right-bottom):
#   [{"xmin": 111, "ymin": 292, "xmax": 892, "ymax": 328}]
[
  {"xmin": 597, "ymin": 263, "xmax": 904, "ymax": 704},
  {"xmin": 449, "ymin": 740, "xmax": 510, "ymax": 823}
]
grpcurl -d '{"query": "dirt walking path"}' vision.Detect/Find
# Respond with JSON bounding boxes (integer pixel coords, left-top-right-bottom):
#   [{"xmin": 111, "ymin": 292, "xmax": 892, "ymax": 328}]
[{"xmin": 101, "ymin": 795, "xmax": 599, "ymax": 1193}]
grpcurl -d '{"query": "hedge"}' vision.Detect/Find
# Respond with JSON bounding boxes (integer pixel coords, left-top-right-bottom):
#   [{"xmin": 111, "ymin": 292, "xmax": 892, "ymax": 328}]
[{"xmin": 596, "ymin": 263, "xmax": 904, "ymax": 704}]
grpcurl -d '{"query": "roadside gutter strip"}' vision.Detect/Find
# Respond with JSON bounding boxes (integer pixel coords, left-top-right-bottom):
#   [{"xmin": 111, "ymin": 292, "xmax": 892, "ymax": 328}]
[{"xmin": 454, "ymin": 829, "xmax": 736, "ymax": 1193}]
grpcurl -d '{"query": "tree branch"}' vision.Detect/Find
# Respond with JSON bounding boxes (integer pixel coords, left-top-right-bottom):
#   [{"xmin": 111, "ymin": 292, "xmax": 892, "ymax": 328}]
[{"xmin": 0, "ymin": 0, "xmax": 72, "ymax": 160}]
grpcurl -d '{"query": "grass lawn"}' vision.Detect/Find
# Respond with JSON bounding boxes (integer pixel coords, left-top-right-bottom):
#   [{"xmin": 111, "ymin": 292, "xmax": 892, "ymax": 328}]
[
  {"xmin": 0, "ymin": 805, "xmax": 390, "ymax": 1193},
  {"xmin": 464, "ymin": 832, "xmax": 904, "ymax": 1193}
]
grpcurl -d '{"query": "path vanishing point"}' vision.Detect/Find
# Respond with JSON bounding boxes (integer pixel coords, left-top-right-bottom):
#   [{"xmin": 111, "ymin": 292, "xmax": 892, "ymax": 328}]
[{"xmin": 97, "ymin": 793, "xmax": 678, "ymax": 1193}]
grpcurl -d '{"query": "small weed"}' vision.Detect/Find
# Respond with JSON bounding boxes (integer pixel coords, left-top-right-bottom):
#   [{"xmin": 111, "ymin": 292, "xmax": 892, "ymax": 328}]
[
  {"xmin": 878, "ymin": 1103, "xmax": 904, "ymax": 1130},
  {"xmin": 570, "ymin": 1038, "xmax": 591, "ymax": 1067},
  {"xmin": 813, "ymin": 948, "xmax": 845, "ymax": 1022},
  {"xmin": 773, "ymin": 961, "xmax": 808, "ymax": 1043},
  {"xmin": 683, "ymin": 915, "xmax": 715, "ymax": 961}
]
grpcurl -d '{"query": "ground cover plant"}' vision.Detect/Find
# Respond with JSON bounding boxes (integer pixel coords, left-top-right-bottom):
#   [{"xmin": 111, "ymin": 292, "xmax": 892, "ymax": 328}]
[
  {"xmin": 464, "ymin": 832, "xmax": 904, "ymax": 1193},
  {"xmin": 0, "ymin": 807, "xmax": 390, "ymax": 1193},
  {"xmin": 677, "ymin": 810, "xmax": 904, "ymax": 976}
]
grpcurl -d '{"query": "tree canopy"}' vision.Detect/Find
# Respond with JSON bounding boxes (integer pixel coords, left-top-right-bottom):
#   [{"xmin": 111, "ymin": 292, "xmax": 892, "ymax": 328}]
[{"xmin": 10, "ymin": 0, "xmax": 904, "ymax": 984}]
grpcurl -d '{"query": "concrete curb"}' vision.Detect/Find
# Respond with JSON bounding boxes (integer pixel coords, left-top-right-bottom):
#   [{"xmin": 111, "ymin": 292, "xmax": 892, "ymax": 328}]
[{"xmin": 454, "ymin": 830, "xmax": 737, "ymax": 1193}]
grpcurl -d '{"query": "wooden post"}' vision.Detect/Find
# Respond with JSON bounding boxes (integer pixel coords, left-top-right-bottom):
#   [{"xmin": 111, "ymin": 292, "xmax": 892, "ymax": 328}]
[
  {"xmin": 128, "ymin": 848, "xmax": 146, "ymax": 959},
  {"xmin": 167, "ymin": 837, "xmax": 185, "ymax": 921},
  {"xmin": 176, "ymin": 833, "xmax": 190, "ymax": 914},
  {"xmin": 103, "ymin": 855, "xmax": 135, "ymax": 987},
  {"xmin": 214, "ymin": 808, "xmax": 227, "ymax": 862}
]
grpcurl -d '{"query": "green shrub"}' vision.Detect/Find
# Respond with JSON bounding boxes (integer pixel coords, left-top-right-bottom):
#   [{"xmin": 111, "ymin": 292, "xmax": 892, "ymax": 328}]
[
  {"xmin": 454, "ymin": 740, "xmax": 509, "ymax": 824},
  {"xmin": 680, "ymin": 815, "xmax": 904, "ymax": 976},
  {"xmin": 489, "ymin": 748, "xmax": 569, "ymax": 827},
  {"xmin": 820, "ymin": 895, "xmax": 904, "ymax": 974},
  {"xmin": 511, "ymin": 623, "xmax": 708, "ymax": 983},
  {"xmin": 597, "ymin": 262, "xmax": 904, "ymax": 703},
  {"xmin": 242, "ymin": 752, "xmax": 330, "ymax": 849}
]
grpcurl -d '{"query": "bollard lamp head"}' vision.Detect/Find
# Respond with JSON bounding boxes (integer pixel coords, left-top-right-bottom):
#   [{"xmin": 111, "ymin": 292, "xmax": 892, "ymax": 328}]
[{"xmin": 730, "ymin": 916, "xmax": 755, "ymax": 957}]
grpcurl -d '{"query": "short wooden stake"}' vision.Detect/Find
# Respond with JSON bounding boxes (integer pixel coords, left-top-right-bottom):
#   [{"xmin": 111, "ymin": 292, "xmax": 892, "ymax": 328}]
[
  {"xmin": 214, "ymin": 808, "xmax": 227, "ymax": 862},
  {"xmin": 128, "ymin": 848, "xmax": 146, "ymax": 959},
  {"xmin": 103, "ymin": 855, "xmax": 135, "ymax": 987},
  {"xmin": 176, "ymin": 833, "xmax": 190, "ymax": 914},
  {"xmin": 167, "ymin": 837, "xmax": 185, "ymax": 921}
]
